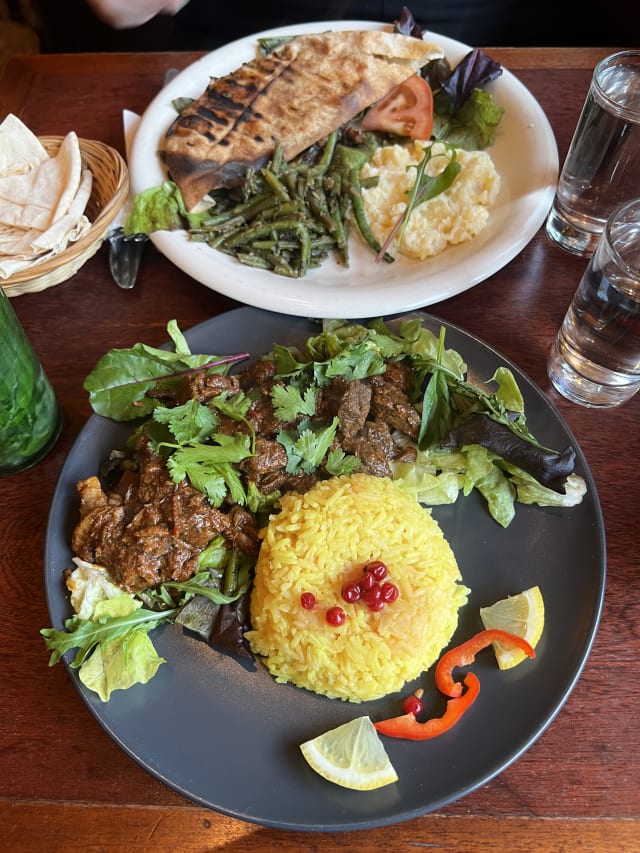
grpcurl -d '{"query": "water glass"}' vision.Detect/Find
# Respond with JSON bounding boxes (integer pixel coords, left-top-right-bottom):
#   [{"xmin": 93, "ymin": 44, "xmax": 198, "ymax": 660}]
[
  {"xmin": 546, "ymin": 50, "xmax": 640, "ymax": 257},
  {"xmin": 547, "ymin": 197, "xmax": 640, "ymax": 408},
  {"xmin": 0, "ymin": 287, "xmax": 62, "ymax": 476}
]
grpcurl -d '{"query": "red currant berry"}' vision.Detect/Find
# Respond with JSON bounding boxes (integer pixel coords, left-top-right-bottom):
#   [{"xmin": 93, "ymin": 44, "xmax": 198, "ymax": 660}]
[
  {"xmin": 326, "ymin": 606, "xmax": 346, "ymax": 626},
  {"xmin": 367, "ymin": 599, "xmax": 385, "ymax": 612},
  {"xmin": 402, "ymin": 694, "xmax": 424, "ymax": 716},
  {"xmin": 381, "ymin": 582, "xmax": 399, "ymax": 603},
  {"xmin": 300, "ymin": 592, "xmax": 316, "ymax": 610},
  {"xmin": 366, "ymin": 560, "xmax": 388, "ymax": 581},
  {"xmin": 341, "ymin": 582, "xmax": 361, "ymax": 604},
  {"xmin": 360, "ymin": 570, "xmax": 376, "ymax": 592},
  {"xmin": 361, "ymin": 584, "xmax": 382, "ymax": 607}
]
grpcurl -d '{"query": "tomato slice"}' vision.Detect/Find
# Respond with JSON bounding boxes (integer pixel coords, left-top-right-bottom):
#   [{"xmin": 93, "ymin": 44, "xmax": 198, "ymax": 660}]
[{"xmin": 361, "ymin": 75, "xmax": 434, "ymax": 139}]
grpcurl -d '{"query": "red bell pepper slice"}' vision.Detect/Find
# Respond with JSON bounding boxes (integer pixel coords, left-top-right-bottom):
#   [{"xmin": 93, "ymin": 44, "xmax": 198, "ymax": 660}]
[
  {"xmin": 374, "ymin": 671, "xmax": 480, "ymax": 741},
  {"xmin": 436, "ymin": 629, "xmax": 536, "ymax": 698}
]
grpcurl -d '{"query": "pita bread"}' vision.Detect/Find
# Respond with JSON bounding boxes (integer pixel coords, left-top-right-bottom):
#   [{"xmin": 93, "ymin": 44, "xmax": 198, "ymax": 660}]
[
  {"xmin": 0, "ymin": 113, "xmax": 48, "ymax": 176},
  {"xmin": 163, "ymin": 30, "xmax": 444, "ymax": 211},
  {"xmin": 0, "ymin": 116, "xmax": 93, "ymax": 278}
]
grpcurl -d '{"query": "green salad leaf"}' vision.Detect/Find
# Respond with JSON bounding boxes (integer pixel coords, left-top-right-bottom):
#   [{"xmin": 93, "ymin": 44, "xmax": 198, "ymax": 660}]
[{"xmin": 83, "ymin": 320, "xmax": 247, "ymax": 421}]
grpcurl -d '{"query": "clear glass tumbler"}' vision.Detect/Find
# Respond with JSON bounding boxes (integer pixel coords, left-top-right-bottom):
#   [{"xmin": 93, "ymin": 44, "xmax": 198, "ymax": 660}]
[
  {"xmin": 0, "ymin": 287, "xmax": 62, "ymax": 476},
  {"xmin": 546, "ymin": 50, "xmax": 640, "ymax": 257},
  {"xmin": 547, "ymin": 197, "xmax": 640, "ymax": 408}
]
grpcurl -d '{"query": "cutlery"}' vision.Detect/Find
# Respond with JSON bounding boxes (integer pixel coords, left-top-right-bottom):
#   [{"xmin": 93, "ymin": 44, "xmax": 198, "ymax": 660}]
[
  {"xmin": 107, "ymin": 109, "xmax": 146, "ymax": 289},
  {"xmin": 109, "ymin": 70, "xmax": 178, "ymax": 289}
]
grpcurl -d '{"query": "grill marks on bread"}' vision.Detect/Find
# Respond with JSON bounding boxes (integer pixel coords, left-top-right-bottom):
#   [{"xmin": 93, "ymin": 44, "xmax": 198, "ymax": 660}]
[{"xmin": 163, "ymin": 31, "xmax": 444, "ymax": 210}]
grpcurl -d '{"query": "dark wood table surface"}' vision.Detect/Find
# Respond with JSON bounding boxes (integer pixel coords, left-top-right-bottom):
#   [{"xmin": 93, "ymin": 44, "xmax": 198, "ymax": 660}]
[{"xmin": 1, "ymin": 47, "xmax": 638, "ymax": 852}]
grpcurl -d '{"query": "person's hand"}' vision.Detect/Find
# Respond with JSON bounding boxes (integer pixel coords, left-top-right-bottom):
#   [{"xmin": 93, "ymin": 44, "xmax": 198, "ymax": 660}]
[{"xmin": 86, "ymin": 0, "xmax": 191, "ymax": 29}]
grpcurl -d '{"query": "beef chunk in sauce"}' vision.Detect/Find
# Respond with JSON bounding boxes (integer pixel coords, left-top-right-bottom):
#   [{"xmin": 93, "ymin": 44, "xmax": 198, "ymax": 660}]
[
  {"xmin": 72, "ymin": 447, "xmax": 259, "ymax": 594},
  {"xmin": 72, "ymin": 349, "xmax": 427, "ymax": 596}
]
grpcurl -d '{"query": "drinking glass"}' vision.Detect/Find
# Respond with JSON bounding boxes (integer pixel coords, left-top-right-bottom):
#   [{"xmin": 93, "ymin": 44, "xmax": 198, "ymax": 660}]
[
  {"xmin": 0, "ymin": 287, "xmax": 62, "ymax": 475},
  {"xmin": 547, "ymin": 197, "xmax": 640, "ymax": 408},
  {"xmin": 546, "ymin": 50, "xmax": 640, "ymax": 257}
]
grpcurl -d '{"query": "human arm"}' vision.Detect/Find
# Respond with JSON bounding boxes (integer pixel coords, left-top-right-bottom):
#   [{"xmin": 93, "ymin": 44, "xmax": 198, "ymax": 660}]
[{"xmin": 85, "ymin": 0, "xmax": 191, "ymax": 29}]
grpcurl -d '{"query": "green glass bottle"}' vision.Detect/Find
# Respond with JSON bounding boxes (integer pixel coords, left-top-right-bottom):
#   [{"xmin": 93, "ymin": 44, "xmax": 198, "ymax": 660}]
[{"xmin": 0, "ymin": 287, "xmax": 62, "ymax": 476}]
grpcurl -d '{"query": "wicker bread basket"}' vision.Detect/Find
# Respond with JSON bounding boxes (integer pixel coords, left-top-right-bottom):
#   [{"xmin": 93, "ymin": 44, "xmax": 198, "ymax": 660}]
[{"xmin": 2, "ymin": 136, "xmax": 129, "ymax": 297}]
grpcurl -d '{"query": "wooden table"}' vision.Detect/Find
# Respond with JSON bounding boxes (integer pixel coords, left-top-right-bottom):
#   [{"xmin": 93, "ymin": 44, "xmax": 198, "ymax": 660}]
[{"xmin": 1, "ymin": 47, "xmax": 638, "ymax": 852}]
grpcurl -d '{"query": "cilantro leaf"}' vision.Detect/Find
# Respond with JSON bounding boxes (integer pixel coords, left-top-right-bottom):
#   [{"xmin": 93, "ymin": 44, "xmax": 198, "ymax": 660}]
[
  {"xmin": 153, "ymin": 398, "xmax": 218, "ymax": 444},
  {"xmin": 277, "ymin": 417, "xmax": 339, "ymax": 474},
  {"xmin": 270, "ymin": 384, "xmax": 317, "ymax": 421},
  {"xmin": 165, "ymin": 433, "xmax": 252, "ymax": 505},
  {"xmin": 325, "ymin": 447, "xmax": 362, "ymax": 476}
]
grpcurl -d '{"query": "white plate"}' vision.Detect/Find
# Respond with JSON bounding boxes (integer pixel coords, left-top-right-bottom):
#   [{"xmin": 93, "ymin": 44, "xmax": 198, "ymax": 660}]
[{"xmin": 130, "ymin": 21, "xmax": 558, "ymax": 318}]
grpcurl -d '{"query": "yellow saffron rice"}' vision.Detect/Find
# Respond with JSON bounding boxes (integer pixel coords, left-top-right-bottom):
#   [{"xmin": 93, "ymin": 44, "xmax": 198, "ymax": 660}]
[{"xmin": 246, "ymin": 473, "xmax": 469, "ymax": 702}]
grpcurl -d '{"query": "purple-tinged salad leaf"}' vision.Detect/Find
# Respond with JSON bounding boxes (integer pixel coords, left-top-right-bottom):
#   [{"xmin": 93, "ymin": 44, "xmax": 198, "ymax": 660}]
[
  {"xmin": 445, "ymin": 412, "xmax": 577, "ymax": 493},
  {"xmin": 425, "ymin": 48, "xmax": 504, "ymax": 149},
  {"xmin": 83, "ymin": 320, "xmax": 248, "ymax": 421},
  {"xmin": 394, "ymin": 5, "xmax": 424, "ymax": 38},
  {"xmin": 441, "ymin": 49, "xmax": 504, "ymax": 110}
]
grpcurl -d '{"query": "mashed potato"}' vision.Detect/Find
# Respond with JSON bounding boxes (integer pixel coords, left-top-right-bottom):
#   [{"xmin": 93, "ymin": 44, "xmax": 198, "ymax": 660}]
[{"xmin": 360, "ymin": 140, "xmax": 501, "ymax": 259}]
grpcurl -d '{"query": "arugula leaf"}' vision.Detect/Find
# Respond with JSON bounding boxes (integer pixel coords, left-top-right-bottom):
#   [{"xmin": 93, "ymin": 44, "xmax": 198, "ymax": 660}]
[
  {"xmin": 41, "ymin": 601, "xmax": 174, "ymax": 668},
  {"xmin": 376, "ymin": 144, "xmax": 462, "ymax": 261}
]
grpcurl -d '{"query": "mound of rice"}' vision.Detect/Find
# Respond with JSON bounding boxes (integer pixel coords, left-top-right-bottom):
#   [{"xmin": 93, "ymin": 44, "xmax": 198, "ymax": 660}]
[{"xmin": 246, "ymin": 473, "xmax": 469, "ymax": 702}]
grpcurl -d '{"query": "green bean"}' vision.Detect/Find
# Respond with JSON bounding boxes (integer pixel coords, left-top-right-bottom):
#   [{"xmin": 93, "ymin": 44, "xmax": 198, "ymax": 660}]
[
  {"xmin": 221, "ymin": 218, "xmax": 312, "ymax": 273},
  {"xmin": 305, "ymin": 130, "xmax": 339, "ymax": 177},
  {"xmin": 260, "ymin": 167, "xmax": 291, "ymax": 201},
  {"xmin": 221, "ymin": 550, "xmax": 240, "ymax": 597},
  {"xmin": 183, "ymin": 130, "xmax": 392, "ymax": 276},
  {"xmin": 348, "ymin": 168, "xmax": 394, "ymax": 264}
]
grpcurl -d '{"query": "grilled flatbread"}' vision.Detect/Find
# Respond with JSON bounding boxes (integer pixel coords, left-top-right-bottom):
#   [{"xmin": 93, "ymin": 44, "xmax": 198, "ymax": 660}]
[{"xmin": 163, "ymin": 30, "xmax": 444, "ymax": 210}]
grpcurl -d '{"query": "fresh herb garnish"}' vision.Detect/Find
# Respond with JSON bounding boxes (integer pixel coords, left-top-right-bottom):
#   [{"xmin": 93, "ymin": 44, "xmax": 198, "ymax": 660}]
[{"xmin": 376, "ymin": 143, "xmax": 462, "ymax": 261}]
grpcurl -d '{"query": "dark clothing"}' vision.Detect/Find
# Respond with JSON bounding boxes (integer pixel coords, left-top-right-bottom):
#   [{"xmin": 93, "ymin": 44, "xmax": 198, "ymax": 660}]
[
  {"xmin": 174, "ymin": 1, "xmax": 634, "ymax": 50},
  {"xmin": 38, "ymin": 1, "xmax": 636, "ymax": 54}
]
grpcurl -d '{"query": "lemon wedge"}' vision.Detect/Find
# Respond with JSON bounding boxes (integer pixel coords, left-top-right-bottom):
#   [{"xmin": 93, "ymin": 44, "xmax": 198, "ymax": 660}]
[
  {"xmin": 300, "ymin": 715, "xmax": 398, "ymax": 791},
  {"xmin": 479, "ymin": 585, "xmax": 545, "ymax": 670}
]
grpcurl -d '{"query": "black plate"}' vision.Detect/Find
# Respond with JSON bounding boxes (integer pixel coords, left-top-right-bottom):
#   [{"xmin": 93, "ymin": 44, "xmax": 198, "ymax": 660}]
[{"xmin": 44, "ymin": 307, "xmax": 605, "ymax": 831}]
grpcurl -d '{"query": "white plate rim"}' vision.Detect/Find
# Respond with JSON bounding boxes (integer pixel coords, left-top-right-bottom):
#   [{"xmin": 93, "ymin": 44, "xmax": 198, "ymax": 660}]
[{"xmin": 129, "ymin": 20, "xmax": 559, "ymax": 317}]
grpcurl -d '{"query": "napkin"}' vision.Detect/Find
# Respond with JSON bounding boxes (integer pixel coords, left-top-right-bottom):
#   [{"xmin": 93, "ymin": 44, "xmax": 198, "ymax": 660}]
[{"xmin": 110, "ymin": 109, "xmax": 141, "ymax": 232}]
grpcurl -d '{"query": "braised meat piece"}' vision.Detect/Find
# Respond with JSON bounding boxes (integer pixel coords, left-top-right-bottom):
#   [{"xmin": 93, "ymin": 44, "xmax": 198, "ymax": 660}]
[
  {"xmin": 347, "ymin": 421, "xmax": 396, "ymax": 478},
  {"xmin": 256, "ymin": 470, "xmax": 320, "ymax": 495},
  {"xmin": 226, "ymin": 505, "xmax": 260, "ymax": 556},
  {"xmin": 315, "ymin": 376, "xmax": 349, "ymax": 420},
  {"xmin": 246, "ymin": 394, "xmax": 283, "ymax": 437},
  {"xmin": 239, "ymin": 357, "xmax": 277, "ymax": 392},
  {"xmin": 240, "ymin": 437, "xmax": 289, "ymax": 480},
  {"xmin": 383, "ymin": 358, "xmax": 415, "ymax": 394},
  {"xmin": 336, "ymin": 380, "xmax": 372, "ymax": 445},
  {"xmin": 72, "ymin": 446, "xmax": 260, "ymax": 593},
  {"xmin": 370, "ymin": 379, "xmax": 421, "ymax": 440},
  {"xmin": 178, "ymin": 371, "xmax": 241, "ymax": 404}
]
